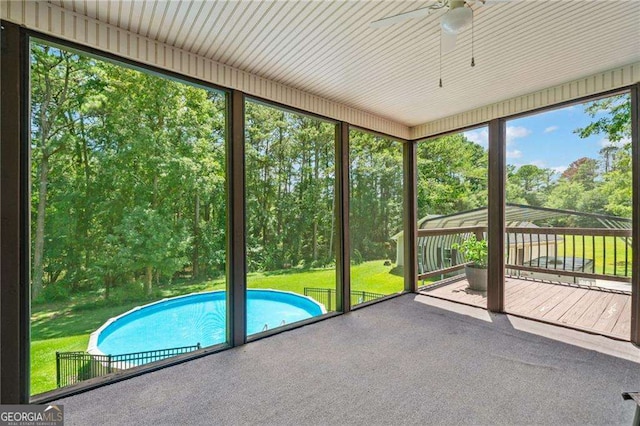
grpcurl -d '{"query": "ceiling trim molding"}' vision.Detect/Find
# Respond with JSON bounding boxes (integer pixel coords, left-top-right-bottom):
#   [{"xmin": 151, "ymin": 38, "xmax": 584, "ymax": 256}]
[
  {"xmin": 1, "ymin": 1, "xmax": 410, "ymax": 139},
  {"xmin": 410, "ymin": 62, "xmax": 640, "ymax": 140}
]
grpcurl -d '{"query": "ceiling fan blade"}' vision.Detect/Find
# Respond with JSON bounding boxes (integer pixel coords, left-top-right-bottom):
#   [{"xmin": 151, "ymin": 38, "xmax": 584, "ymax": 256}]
[
  {"xmin": 369, "ymin": 6, "xmax": 433, "ymax": 29},
  {"xmin": 441, "ymin": 30, "xmax": 457, "ymax": 54}
]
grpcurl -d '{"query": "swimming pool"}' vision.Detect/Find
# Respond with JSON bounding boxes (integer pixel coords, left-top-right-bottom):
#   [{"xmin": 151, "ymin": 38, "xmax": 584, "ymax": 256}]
[{"xmin": 88, "ymin": 289, "xmax": 326, "ymax": 358}]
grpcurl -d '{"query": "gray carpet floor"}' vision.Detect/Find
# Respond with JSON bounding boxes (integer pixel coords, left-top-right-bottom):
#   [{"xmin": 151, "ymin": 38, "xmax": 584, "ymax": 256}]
[{"xmin": 56, "ymin": 294, "xmax": 640, "ymax": 425}]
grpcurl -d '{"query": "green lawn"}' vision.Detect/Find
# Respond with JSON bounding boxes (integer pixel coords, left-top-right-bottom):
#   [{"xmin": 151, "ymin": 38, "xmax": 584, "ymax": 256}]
[
  {"xmin": 247, "ymin": 261, "xmax": 404, "ymax": 295},
  {"xmin": 31, "ymin": 335, "xmax": 88, "ymax": 393},
  {"xmin": 31, "ymin": 260, "xmax": 403, "ymax": 395},
  {"xmin": 556, "ymin": 235, "xmax": 632, "ymax": 277}
]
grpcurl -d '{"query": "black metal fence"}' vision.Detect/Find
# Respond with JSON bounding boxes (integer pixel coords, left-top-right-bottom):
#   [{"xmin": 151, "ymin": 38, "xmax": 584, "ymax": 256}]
[
  {"xmin": 304, "ymin": 288, "xmax": 386, "ymax": 311},
  {"xmin": 56, "ymin": 344, "xmax": 201, "ymax": 388}
]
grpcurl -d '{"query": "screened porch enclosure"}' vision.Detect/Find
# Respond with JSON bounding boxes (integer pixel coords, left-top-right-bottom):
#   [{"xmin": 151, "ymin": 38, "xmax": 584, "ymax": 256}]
[{"xmin": 1, "ymin": 0, "xmax": 639, "ymax": 409}]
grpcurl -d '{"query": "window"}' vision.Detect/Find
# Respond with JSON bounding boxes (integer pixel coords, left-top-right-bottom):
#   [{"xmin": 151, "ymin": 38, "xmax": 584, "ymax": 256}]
[
  {"xmin": 416, "ymin": 127, "xmax": 489, "ymax": 307},
  {"xmin": 29, "ymin": 40, "xmax": 227, "ymax": 395},
  {"xmin": 244, "ymin": 99, "xmax": 336, "ymax": 332},
  {"xmin": 504, "ymin": 94, "xmax": 632, "ymax": 339},
  {"xmin": 349, "ymin": 130, "xmax": 404, "ymax": 306}
]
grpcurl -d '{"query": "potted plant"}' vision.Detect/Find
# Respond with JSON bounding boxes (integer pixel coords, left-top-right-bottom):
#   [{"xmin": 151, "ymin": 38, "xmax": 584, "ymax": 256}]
[{"xmin": 452, "ymin": 235, "xmax": 488, "ymax": 292}]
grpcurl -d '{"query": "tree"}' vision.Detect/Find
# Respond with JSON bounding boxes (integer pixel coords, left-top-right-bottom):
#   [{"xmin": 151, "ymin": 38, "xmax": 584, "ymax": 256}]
[
  {"xmin": 576, "ymin": 95, "xmax": 631, "ymax": 143},
  {"xmin": 30, "ymin": 44, "xmax": 98, "ymax": 300},
  {"xmin": 417, "ymin": 133, "xmax": 488, "ymax": 216},
  {"xmin": 31, "ymin": 40, "xmax": 228, "ymax": 301},
  {"xmin": 509, "ymin": 164, "xmax": 554, "ymax": 206},
  {"xmin": 545, "ymin": 157, "xmax": 606, "ymax": 220},
  {"xmin": 599, "ymin": 150, "xmax": 632, "ymax": 217},
  {"xmin": 349, "ymin": 131, "xmax": 403, "ymax": 261},
  {"xmin": 108, "ymin": 208, "xmax": 191, "ymax": 295},
  {"xmin": 87, "ymin": 62, "xmax": 224, "ymax": 294},
  {"xmin": 575, "ymin": 94, "xmax": 631, "ymax": 218},
  {"xmin": 561, "ymin": 157, "xmax": 599, "ymax": 190},
  {"xmin": 599, "ymin": 144, "xmax": 620, "ymax": 173},
  {"xmin": 244, "ymin": 102, "xmax": 336, "ymax": 271},
  {"xmin": 546, "ymin": 180, "xmax": 584, "ymax": 213}
]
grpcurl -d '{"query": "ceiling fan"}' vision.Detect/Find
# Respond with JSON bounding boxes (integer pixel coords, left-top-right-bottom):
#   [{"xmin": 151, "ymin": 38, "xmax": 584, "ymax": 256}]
[
  {"xmin": 370, "ymin": 0, "xmax": 511, "ymax": 54},
  {"xmin": 370, "ymin": 0, "xmax": 512, "ymax": 86}
]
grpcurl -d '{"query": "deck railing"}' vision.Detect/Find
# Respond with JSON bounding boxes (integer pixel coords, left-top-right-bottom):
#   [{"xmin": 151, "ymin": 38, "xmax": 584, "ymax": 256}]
[
  {"xmin": 417, "ymin": 225, "xmax": 632, "ymax": 284},
  {"xmin": 505, "ymin": 227, "xmax": 632, "ymax": 283},
  {"xmin": 417, "ymin": 226, "xmax": 486, "ymax": 281},
  {"xmin": 303, "ymin": 288, "xmax": 386, "ymax": 311},
  {"xmin": 56, "ymin": 344, "xmax": 201, "ymax": 388}
]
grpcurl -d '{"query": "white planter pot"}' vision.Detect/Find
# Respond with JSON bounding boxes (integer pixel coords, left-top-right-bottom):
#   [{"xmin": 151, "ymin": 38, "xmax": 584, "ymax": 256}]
[{"xmin": 465, "ymin": 265, "xmax": 487, "ymax": 292}]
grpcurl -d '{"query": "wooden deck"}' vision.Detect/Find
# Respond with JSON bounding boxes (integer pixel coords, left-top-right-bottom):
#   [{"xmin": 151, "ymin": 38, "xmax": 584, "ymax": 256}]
[{"xmin": 420, "ymin": 277, "xmax": 631, "ymax": 340}]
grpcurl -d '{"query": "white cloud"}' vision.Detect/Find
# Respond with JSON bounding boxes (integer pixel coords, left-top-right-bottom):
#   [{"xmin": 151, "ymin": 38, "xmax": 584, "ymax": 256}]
[
  {"xmin": 600, "ymin": 136, "xmax": 630, "ymax": 148},
  {"xmin": 464, "ymin": 126, "xmax": 531, "ymax": 147},
  {"xmin": 506, "ymin": 150, "xmax": 522, "ymax": 159},
  {"xmin": 510, "ymin": 161, "xmax": 566, "ymax": 175},
  {"xmin": 506, "ymin": 126, "xmax": 532, "ymax": 145},
  {"xmin": 463, "ymin": 129, "xmax": 488, "ymax": 148},
  {"xmin": 550, "ymin": 165, "xmax": 567, "ymax": 174},
  {"xmin": 544, "ymin": 126, "xmax": 558, "ymax": 133}
]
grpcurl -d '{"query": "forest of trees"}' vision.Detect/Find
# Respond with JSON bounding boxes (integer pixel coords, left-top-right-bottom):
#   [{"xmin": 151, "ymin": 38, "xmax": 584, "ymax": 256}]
[
  {"xmin": 30, "ymin": 42, "xmax": 407, "ymax": 302},
  {"xmin": 245, "ymin": 103, "xmax": 337, "ymax": 273},
  {"xmin": 349, "ymin": 132, "xmax": 403, "ymax": 263},
  {"xmin": 30, "ymin": 40, "xmax": 631, "ymax": 304},
  {"xmin": 31, "ymin": 42, "xmax": 227, "ymax": 302}
]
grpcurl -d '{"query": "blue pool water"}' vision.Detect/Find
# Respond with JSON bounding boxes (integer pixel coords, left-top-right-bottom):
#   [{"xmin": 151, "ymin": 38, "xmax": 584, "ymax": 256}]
[{"xmin": 91, "ymin": 290, "xmax": 325, "ymax": 356}]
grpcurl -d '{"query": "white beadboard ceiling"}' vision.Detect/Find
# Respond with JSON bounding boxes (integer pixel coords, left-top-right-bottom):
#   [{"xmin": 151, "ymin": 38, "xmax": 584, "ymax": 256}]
[{"xmin": 46, "ymin": 0, "xmax": 640, "ymax": 128}]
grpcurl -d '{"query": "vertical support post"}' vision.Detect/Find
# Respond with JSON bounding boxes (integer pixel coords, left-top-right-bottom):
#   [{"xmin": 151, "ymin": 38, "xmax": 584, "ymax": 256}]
[
  {"xmin": 55, "ymin": 353, "xmax": 60, "ymax": 389},
  {"xmin": 487, "ymin": 118, "xmax": 506, "ymax": 312},
  {"xmin": 1, "ymin": 20, "xmax": 30, "ymax": 403},
  {"xmin": 336, "ymin": 122, "xmax": 350, "ymax": 313},
  {"xmin": 227, "ymin": 89, "xmax": 246, "ymax": 347},
  {"xmin": 631, "ymin": 83, "xmax": 640, "ymax": 344},
  {"xmin": 403, "ymin": 141, "xmax": 418, "ymax": 293}
]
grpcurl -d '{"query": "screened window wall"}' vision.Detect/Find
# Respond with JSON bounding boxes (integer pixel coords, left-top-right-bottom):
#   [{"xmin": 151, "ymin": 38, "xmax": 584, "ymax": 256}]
[
  {"xmin": 29, "ymin": 39, "xmax": 228, "ymax": 395},
  {"xmin": 503, "ymin": 93, "xmax": 633, "ymax": 339},
  {"xmin": 244, "ymin": 99, "xmax": 337, "ymax": 334},
  {"xmin": 416, "ymin": 127, "xmax": 490, "ymax": 308},
  {"xmin": 348, "ymin": 130, "xmax": 404, "ymax": 307}
]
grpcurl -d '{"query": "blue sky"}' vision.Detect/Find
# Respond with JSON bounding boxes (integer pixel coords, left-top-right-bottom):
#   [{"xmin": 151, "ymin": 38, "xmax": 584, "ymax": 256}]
[{"xmin": 463, "ymin": 102, "xmax": 623, "ymax": 175}]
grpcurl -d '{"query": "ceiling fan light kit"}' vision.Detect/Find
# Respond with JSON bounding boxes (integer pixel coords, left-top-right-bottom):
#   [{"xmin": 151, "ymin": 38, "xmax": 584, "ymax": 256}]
[
  {"xmin": 370, "ymin": 0, "xmax": 513, "ymax": 87},
  {"xmin": 441, "ymin": 0, "xmax": 473, "ymax": 34}
]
